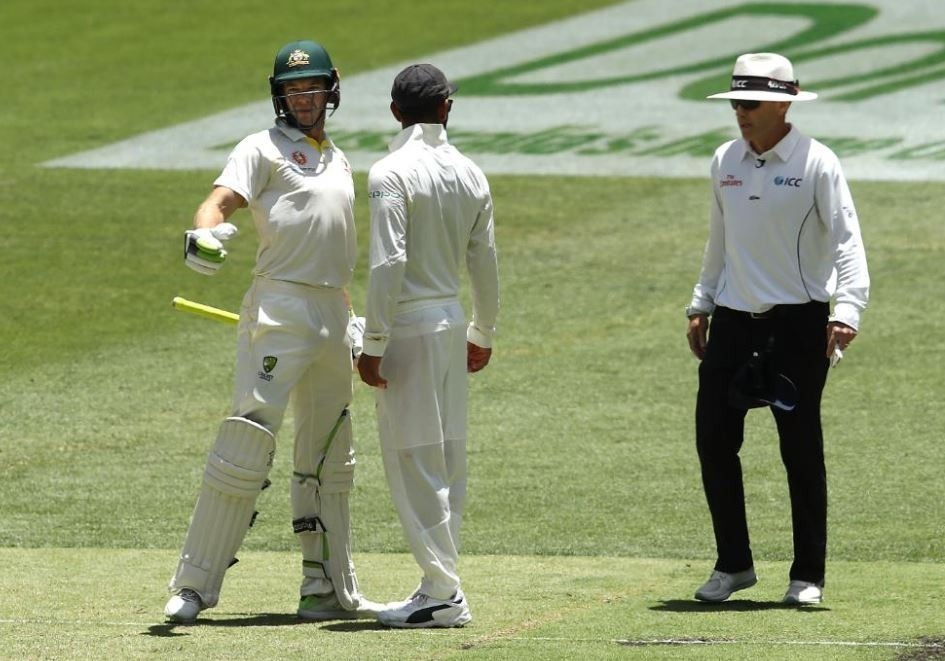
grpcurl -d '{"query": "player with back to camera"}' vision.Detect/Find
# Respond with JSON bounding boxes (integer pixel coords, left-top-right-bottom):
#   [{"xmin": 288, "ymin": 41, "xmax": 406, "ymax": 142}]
[
  {"xmin": 164, "ymin": 39, "xmax": 381, "ymax": 624},
  {"xmin": 685, "ymin": 53, "xmax": 869, "ymax": 606},
  {"xmin": 357, "ymin": 63, "xmax": 499, "ymax": 628}
]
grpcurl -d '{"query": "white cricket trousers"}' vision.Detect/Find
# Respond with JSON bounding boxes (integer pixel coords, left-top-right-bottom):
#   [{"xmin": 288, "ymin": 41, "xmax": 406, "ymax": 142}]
[
  {"xmin": 376, "ymin": 301, "xmax": 468, "ymax": 600},
  {"xmin": 234, "ymin": 277, "xmax": 355, "ymax": 597},
  {"xmin": 233, "ymin": 277, "xmax": 352, "ymax": 435}
]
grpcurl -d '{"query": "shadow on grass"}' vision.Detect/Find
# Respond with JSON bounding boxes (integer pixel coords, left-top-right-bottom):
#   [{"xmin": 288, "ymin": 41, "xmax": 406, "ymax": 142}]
[
  {"xmin": 651, "ymin": 599, "xmax": 830, "ymax": 613},
  {"xmin": 143, "ymin": 614, "xmax": 387, "ymax": 637}
]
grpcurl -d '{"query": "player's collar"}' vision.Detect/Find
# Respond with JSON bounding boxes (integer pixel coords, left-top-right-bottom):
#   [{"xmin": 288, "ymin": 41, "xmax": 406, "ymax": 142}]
[
  {"xmin": 275, "ymin": 118, "xmax": 333, "ymax": 149},
  {"xmin": 388, "ymin": 123, "xmax": 448, "ymax": 152}
]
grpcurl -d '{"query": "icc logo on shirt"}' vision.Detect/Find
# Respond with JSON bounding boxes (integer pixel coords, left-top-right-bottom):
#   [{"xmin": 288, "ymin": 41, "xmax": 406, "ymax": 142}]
[{"xmin": 774, "ymin": 176, "xmax": 802, "ymax": 187}]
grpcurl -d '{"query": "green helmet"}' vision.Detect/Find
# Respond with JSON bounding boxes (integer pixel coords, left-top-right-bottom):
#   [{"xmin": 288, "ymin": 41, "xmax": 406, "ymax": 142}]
[{"xmin": 269, "ymin": 39, "xmax": 340, "ymax": 125}]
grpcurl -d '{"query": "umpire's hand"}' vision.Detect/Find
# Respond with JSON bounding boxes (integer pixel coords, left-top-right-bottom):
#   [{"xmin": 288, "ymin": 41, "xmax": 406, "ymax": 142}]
[{"xmin": 686, "ymin": 313, "xmax": 709, "ymax": 360}]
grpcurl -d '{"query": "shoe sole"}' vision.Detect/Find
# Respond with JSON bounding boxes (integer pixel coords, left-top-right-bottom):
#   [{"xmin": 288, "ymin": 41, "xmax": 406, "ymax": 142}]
[
  {"xmin": 694, "ymin": 576, "xmax": 758, "ymax": 602},
  {"xmin": 298, "ymin": 608, "xmax": 379, "ymax": 621},
  {"xmin": 783, "ymin": 595, "xmax": 822, "ymax": 605},
  {"xmin": 378, "ymin": 615, "xmax": 472, "ymax": 628},
  {"xmin": 164, "ymin": 613, "xmax": 199, "ymax": 625}
]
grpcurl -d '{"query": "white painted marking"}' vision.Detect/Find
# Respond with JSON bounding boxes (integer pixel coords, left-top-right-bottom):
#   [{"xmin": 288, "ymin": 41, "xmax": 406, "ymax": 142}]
[{"xmin": 42, "ymin": 0, "xmax": 945, "ymax": 181}]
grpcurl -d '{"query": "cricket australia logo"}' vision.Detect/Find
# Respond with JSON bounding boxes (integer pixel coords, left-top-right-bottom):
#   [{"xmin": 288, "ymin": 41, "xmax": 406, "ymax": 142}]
[
  {"xmin": 286, "ymin": 49, "xmax": 310, "ymax": 68},
  {"xmin": 292, "ymin": 150, "xmax": 307, "ymax": 166},
  {"xmin": 258, "ymin": 355, "xmax": 277, "ymax": 382}
]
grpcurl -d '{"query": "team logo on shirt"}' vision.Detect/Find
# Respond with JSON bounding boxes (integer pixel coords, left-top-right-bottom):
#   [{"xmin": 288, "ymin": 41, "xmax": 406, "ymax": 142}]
[
  {"xmin": 292, "ymin": 151, "xmax": 308, "ymax": 166},
  {"xmin": 258, "ymin": 355, "xmax": 278, "ymax": 382},
  {"xmin": 719, "ymin": 174, "xmax": 743, "ymax": 187},
  {"xmin": 774, "ymin": 176, "xmax": 803, "ymax": 187}
]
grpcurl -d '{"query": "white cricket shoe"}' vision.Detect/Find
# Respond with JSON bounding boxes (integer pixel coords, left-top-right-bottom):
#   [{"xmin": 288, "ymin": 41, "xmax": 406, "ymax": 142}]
[
  {"xmin": 694, "ymin": 568, "xmax": 758, "ymax": 602},
  {"xmin": 377, "ymin": 589, "xmax": 472, "ymax": 628},
  {"xmin": 297, "ymin": 592, "xmax": 386, "ymax": 621},
  {"xmin": 164, "ymin": 588, "xmax": 204, "ymax": 624},
  {"xmin": 782, "ymin": 580, "xmax": 823, "ymax": 605}
]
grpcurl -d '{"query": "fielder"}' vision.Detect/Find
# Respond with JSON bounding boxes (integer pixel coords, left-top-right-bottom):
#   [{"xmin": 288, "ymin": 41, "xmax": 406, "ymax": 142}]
[
  {"xmin": 685, "ymin": 53, "xmax": 870, "ymax": 605},
  {"xmin": 165, "ymin": 39, "xmax": 380, "ymax": 624},
  {"xmin": 357, "ymin": 64, "xmax": 499, "ymax": 628}
]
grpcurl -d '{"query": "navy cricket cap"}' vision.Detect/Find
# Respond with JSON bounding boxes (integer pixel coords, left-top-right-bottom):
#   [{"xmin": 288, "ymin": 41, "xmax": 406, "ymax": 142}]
[{"xmin": 391, "ymin": 63, "xmax": 458, "ymax": 111}]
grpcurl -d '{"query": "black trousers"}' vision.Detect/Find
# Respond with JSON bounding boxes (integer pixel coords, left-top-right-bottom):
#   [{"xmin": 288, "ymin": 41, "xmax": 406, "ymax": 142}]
[{"xmin": 696, "ymin": 302, "xmax": 830, "ymax": 584}]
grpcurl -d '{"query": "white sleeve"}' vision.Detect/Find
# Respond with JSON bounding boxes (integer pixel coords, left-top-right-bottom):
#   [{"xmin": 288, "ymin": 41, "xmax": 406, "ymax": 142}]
[
  {"xmin": 466, "ymin": 185, "xmax": 499, "ymax": 348},
  {"xmin": 689, "ymin": 155, "xmax": 724, "ymax": 315},
  {"xmin": 214, "ymin": 136, "xmax": 270, "ymax": 203},
  {"xmin": 362, "ymin": 166, "xmax": 409, "ymax": 356},
  {"xmin": 816, "ymin": 156, "xmax": 870, "ymax": 329}
]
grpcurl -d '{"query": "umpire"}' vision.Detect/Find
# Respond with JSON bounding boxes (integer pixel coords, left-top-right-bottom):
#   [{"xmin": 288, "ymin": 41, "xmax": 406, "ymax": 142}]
[{"xmin": 685, "ymin": 53, "xmax": 870, "ymax": 605}]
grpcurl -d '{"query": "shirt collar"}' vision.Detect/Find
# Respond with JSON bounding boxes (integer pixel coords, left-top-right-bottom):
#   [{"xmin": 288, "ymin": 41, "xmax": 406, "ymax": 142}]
[
  {"xmin": 388, "ymin": 123, "xmax": 448, "ymax": 153},
  {"xmin": 739, "ymin": 124, "xmax": 800, "ymax": 163},
  {"xmin": 275, "ymin": 118, "xmax": 334, "ymax": 151}
]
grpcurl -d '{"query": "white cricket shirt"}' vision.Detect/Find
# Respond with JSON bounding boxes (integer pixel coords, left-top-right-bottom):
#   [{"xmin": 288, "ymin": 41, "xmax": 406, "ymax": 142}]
[
  {"xmin": 214, "ymin": 119, "xmax": 356, "ymax": 288},
  {"xmin": 689, "ymin": 125, "xmax": 870, "ymax": 329},
  {"xmin": 363, "ymin": 123, "xmax": 499, "ymax": 355}
]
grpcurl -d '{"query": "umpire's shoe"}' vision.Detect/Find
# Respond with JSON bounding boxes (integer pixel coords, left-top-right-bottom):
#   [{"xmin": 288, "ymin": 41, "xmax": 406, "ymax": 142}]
[
  {"xmin": 694, "ymin": 568, "xmax": 758, "ymax": 602},
  {"xmin": 377, "ymin": 589, "xmax": 472, "ymax": 628},
  {"xmin": 782, "ymin": 580, "xmax": 823, "ymax": 605},
  {"xmin": 164, "ymin": 588, "xmax": 204, "ymax": 624}
]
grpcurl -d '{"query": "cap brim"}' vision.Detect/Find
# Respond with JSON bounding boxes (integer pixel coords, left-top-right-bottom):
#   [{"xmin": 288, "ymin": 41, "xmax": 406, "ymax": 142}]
[{"xmin": 707, "ymin": 89, "xmax": 817, "ymax": 102}]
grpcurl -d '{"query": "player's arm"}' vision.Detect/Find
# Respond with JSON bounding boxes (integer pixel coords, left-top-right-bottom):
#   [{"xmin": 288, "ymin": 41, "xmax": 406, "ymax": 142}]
[
  {"xmin": 184, "ymin": 186, "xmax": 245, "ymax": 275},
  {"xmin": 358, "ymin": 168, "xmax": 409, "ymax": 388},
  {"xmin": 193, "ymin": 186, "xmax": 246, "ymax": 229},
  {"xmin": 465, "ymin": 189, "xmax": 499, "ymax": 362}
]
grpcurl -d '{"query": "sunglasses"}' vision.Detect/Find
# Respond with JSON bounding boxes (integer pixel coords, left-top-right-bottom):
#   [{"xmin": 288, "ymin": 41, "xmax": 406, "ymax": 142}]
[{"xmin": 730, "ymin": 99, "xmax": 762, "ymax": 111}]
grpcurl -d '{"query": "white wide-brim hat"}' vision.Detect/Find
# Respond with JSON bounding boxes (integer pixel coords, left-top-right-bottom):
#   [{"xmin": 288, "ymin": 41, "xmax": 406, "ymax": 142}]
[{"xmin": 707, "ymin": 52, "xmax": 817, "ymax": 102}]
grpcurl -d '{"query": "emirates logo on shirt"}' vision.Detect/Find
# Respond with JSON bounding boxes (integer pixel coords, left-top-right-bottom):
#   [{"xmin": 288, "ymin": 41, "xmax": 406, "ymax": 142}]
[
  {"xmin": 292, "ymin": 151, "xmax": 308, "ymax": 166},
  {"xmin": 720, "ymin": 174, "xmax": 743, "ymax": 187}
]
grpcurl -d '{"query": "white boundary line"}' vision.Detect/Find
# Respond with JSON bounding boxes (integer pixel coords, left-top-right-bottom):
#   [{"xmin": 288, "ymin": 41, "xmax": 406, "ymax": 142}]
[{"xmin": 611, "ymin": 638, "xmax": 945, "ymax": 648}]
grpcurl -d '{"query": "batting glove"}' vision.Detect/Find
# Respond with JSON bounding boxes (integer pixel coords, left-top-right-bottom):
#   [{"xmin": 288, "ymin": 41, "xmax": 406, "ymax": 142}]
[{"xmin": 184, "ymin": 223, "xmax": 238, "ymax": 275}]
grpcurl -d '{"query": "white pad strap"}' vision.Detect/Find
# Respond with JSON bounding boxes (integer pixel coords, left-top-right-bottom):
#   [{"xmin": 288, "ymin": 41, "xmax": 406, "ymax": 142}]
[
  {"xmin": 291, "ymin": 409, "xmax": 362, "ymax": 610},
  {"xmin": 168, "ymin": 417, "xmax": 275, "ymax": 608}
]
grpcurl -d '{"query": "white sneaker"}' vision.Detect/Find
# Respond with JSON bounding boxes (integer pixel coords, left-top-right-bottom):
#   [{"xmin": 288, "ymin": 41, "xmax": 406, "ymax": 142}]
[
  {"xmin": 377, "ymin": 590, "xmax": 472, "ymax": 628},
  {"xmin": 164, "ymin": 588, "xmax": 204, "ymax": 624},
  {"xmin": 297, "ymin": 592, "xmax": 386, "ymax": 621},
  {"xmin": 694, "ymin": 568, "xmax": 758, "ymax": 602},
  {"xmin": 783, "ymin": 580, "xmax": 823, "ymax": 605}
]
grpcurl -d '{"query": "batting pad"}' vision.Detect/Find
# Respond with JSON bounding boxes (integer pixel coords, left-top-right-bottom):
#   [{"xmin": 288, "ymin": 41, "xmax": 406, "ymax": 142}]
[
  {"xmin": 169, "ymin": 417, "xmax": 275, "ymax": 608},
  {"xmin": 292, "ymin": 410, "xmax": 363, "ymax": 610}
]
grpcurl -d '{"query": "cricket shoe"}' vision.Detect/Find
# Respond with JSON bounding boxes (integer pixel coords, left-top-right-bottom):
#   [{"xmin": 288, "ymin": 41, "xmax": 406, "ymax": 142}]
[
  {"xmin": 694, "ymin": 568, "xmax": 758, "ymax": 602},
  {"xmin": 164, "ymin": 588, "xmax": 204, "ymax": 624},
  {"xmin": 298, "ymin": 592, "xmax": 385, "ymax": 621},
  {"xmin": 377, "ymin": 589, "xmax": 472, "ymax": 628},
  {"xmin": 782, "ymin": 580, "xmax": 823, "ymax": 605}
]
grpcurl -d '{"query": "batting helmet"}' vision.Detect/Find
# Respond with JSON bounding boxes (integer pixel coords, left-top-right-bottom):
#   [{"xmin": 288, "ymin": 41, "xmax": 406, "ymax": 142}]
[{"xmin": 269, "ymin": 40, "xmax": 340, "ymax": 126}]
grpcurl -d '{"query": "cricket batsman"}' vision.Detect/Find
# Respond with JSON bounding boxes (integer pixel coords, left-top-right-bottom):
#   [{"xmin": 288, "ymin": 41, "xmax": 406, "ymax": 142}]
[{"xmin": 164, "ymin": 39, "xmax": 380, "ymax": 624}]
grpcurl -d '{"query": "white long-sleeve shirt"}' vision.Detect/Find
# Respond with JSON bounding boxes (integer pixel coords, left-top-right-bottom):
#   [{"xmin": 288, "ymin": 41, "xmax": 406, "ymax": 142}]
[
  {"xmin": 363, "ymin": 123, "xmax": 499, "ymax": 356},
  {"xmin": 689, "ymin": 125, "xmax": 870, "ymax": 329}
]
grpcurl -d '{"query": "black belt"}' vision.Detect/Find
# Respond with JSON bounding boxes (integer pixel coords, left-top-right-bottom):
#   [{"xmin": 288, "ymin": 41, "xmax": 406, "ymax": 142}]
[{"xmin": 720, "ymin": 301, "xmax": 828, "ymax": 320}]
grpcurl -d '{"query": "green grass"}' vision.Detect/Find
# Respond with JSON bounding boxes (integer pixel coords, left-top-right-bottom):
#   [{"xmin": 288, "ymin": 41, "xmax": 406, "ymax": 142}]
[
  {"xmin": 2, "ymin": 548, "xmax": 944, "ymax": 660},
  {"xmin": 1, "ymin": 0, "xmax": 944, "ymax": 658}
]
